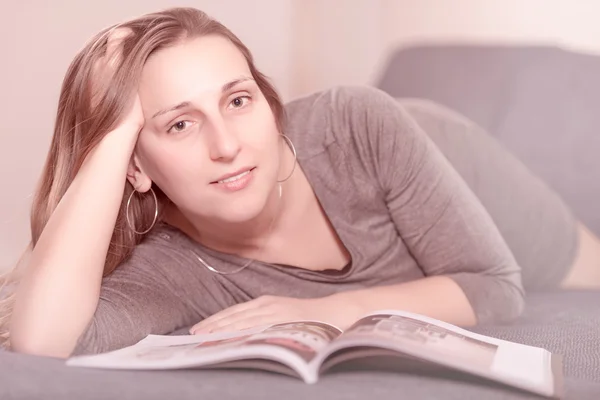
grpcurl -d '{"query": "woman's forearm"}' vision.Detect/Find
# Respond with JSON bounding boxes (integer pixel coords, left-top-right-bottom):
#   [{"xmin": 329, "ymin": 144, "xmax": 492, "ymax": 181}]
[
  {"xmin": 10, "ymin": 125, "xmax": 140, "ymax": 358},
  {"xmin": 332, "ymin": 276, "xmax": 478, "ymax": 327}
]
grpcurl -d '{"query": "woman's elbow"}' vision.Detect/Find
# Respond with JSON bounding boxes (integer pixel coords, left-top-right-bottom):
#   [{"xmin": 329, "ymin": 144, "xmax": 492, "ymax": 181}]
[
  {"xmin": 482, "ymin": 274, "xmax": 526, "ymax": 325},
  {"xmin": 450, "ymin": 268, "xmax": 525, "ymax": 326},
  {"xmin": 499, "ymin": 279, "xmax": 525, "ymax": 323},
  {"xmin": 9, "ymin": 330, "xmax": 75, "ymax": 359},
  {"xmin": 9, "ymin": 315, "xmax": 97, "ymax": 359}
]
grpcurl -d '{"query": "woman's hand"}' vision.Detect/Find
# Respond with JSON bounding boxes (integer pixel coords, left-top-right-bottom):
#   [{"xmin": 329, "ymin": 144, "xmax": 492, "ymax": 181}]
[
  {"xmin": 92, "ymin": 27, "xmax": 145, "ymax": 133},
  {"xmin": 190, "ymin": 294, "xmax": 365, "ymax": 335}
]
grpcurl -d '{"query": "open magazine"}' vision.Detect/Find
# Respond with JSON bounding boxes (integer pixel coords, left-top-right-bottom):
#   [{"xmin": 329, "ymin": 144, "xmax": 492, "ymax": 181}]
[{"xmin": 67, "ymin": 309, "xmax": 563, "ymax": 398}]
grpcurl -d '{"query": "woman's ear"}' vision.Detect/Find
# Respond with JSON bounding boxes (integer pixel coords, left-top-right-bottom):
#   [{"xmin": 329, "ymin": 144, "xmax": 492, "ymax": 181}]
[{"xmin": 126, "ymin": 153, "xmax": 152, "ymax": 192}]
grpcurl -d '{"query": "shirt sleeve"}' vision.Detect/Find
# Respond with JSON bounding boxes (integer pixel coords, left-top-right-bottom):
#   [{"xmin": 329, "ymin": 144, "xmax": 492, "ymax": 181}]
[
  {"xmin": 335, "ymin": 86, "xmax": 525, "ymax": 325},
  {"xmin": 71, "ymin": 233, "xmax": 221, "ymax": 356}
]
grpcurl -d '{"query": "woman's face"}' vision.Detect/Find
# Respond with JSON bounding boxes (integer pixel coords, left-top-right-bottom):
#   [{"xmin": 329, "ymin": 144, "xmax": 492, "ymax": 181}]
[{"xmin": 134, "ymin": 35, "xmax": 281, "ymax": 224}]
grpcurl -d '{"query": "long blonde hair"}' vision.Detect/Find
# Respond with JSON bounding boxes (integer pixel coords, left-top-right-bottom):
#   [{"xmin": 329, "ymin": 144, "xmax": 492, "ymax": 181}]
[{"xmin": 0, "ymin": 7, "xmax": 285, "ymax": 348}]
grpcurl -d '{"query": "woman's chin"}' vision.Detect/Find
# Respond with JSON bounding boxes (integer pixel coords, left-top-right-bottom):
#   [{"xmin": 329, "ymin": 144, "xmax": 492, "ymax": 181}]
[{"xmin": 214, "ymin": 201, "xmax": 268, "ymax": 224}]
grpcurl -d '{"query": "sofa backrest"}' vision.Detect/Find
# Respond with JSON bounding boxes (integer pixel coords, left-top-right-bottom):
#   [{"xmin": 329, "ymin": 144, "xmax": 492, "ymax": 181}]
[{"xmin": 376, "ymin": 44, "xmax": 600, "ymax": 235}]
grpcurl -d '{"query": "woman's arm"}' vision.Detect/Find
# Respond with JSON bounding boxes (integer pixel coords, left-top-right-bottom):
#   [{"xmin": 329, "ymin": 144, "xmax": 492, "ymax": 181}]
[
  {"xmin": 330, "ymin": 276, "xmax": 477, "ymax": 327},
  {"xmin": 336, "ymin": 86, "xmax": 525, "ymax": 326},
  {"xmin": 9, "ymin": 110, "xmax": 207, "ymax": 358},
  {"xmin": 10, "ymin": 119, "xmax": 142, "ymax": 358}
]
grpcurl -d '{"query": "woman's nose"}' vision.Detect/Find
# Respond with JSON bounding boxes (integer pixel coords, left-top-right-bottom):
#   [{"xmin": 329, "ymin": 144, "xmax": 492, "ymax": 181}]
[{"xmin": 207, "ymin": 119, "xmax": 241, "ymax": 162}]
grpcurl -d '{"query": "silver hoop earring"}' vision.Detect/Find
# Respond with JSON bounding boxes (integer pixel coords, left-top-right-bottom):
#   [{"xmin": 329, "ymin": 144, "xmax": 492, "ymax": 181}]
[
  {"xmin": 126, "ymin": 187, "xmax": 158, "ymax": 235},
  {"xmin": 277, "ymin": 134, "xmax": 297, "ymax": 183}
]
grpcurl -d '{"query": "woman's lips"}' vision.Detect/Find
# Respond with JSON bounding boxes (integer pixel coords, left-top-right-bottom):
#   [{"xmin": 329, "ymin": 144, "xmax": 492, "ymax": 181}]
[{"xmin": 211, "ymin": 167, "xmax": 255, "ymax": 192}]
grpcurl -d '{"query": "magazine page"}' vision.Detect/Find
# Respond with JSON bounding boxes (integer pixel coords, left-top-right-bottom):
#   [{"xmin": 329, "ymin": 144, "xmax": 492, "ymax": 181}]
[
  {"xmin": 67, "ymin": 320, "xmax": 342, "ymax": 383},
  {"xmin": 314, "ymin": 310, "xmax": 562, "ymax": 399}
]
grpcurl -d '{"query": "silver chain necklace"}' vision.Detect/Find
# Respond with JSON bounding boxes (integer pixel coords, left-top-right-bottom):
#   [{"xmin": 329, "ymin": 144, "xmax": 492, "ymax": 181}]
[{"xmin": 191, "ymin": 183, "xmax": 283, "ymax": 275}]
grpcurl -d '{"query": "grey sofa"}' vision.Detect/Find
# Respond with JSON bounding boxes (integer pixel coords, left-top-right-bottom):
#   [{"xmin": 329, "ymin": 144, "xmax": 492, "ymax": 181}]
[{"xmin": 2, "ymin": 44, "xmax": 600, "ymax": 399}]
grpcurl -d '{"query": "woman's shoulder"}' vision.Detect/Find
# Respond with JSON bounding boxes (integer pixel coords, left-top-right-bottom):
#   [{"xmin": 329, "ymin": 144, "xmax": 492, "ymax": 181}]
[
  {"xmin": 284, "ymin": 85, "xmax": 472, "ymax": 126},
  {"xmin": 283, "ymin": 85, "xmax": 398, "ymax": 121},
  {"xmin": 283, "ymin": 85, "xmax": 414, "ymax": 158},
  {"xmin": 283, "ymin": 85, "xmax": 436, "ymax": 136}
]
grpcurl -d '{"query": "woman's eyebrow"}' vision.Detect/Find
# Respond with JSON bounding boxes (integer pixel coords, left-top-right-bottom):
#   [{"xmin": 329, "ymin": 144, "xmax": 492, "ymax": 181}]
[
  {"xmin": 151, "ymin": 76, "xmax": 254, "ymax": 119},
  {"xmin": 221, "ymin": 76, "xmax": 254, "ymax": 93},
  {"xmin": 152, "ymin": 101, "xmax": 190, "ymax": 119}
]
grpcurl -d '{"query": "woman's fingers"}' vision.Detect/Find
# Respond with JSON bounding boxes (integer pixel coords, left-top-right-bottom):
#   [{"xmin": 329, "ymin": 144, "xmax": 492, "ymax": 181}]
[
  {"xmin": 208, "ymin": 314, "xmax": 279, "ymax": 334},
  {"xmin": 105, "ymin": 27, "xmax": 132, "ymax": 67},
  {"xmin": 191, "ymin": 308, "xmax": 271, "ymax": 334},
  {"xmin": 190, "ymin": 298, "xmax": 266, "ymax": 333}
]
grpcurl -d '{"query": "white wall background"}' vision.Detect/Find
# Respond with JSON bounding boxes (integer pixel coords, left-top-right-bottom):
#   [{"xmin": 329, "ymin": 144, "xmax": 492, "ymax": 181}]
[
  {"xmin": 2, "ymin": 0, "xmax": 600, "ymax": 272},
  {"xmin": 291, "ymin": 0, "xmax": 600, "ymax": 98}
]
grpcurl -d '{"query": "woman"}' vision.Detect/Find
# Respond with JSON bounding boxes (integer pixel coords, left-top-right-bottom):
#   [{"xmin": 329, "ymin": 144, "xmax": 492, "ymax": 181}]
[{"xmin": 3, "ymin": 7, "xmax": 599, "ymax": 358}]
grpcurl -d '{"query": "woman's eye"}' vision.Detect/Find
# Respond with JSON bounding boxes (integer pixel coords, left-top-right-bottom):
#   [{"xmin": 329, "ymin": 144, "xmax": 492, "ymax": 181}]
[
  {"xmin": 228, "ymin": 96, "xmax": 251, "ymax": 110},
  {"xmin": 168, "ymin": 120, "xmax": 193, "ymax": 134}
]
